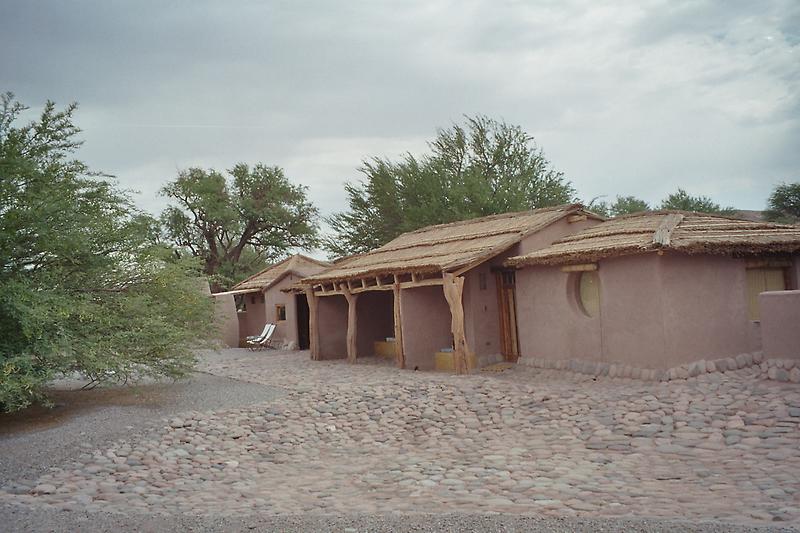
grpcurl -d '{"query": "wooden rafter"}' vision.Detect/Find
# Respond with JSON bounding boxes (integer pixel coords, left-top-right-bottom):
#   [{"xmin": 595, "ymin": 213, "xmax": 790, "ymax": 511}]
[
  {"xmin": 310, "ymin": 274, "xmax": 445, "ymax": 297},
  {"xmin": 560, "ymin": 263, "xmax": 597, "ymax": 272}
]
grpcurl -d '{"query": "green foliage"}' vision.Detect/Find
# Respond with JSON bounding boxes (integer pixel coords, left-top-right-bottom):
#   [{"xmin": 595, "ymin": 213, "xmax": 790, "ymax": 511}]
[
  {"xmin": 764, "ymin": 182, "xmax": 800, "ymax": 224},
  {"xmin": 0, "ymin": 93, "xmax": 214, "ymax": 413},
  {"xmin": 161, "ymin": 164, "xmax": 319, "ymax": 290},
  {"xmin": 659, "ymin": 188, "xmax": 736, "ymax": 215},
  {"xmin": 325, "ymin": 115, "xmax": 575, "ymax": 257},
  {"xmin": 588, "ymin": 195, "xmax": 650, "ymax": 218}
]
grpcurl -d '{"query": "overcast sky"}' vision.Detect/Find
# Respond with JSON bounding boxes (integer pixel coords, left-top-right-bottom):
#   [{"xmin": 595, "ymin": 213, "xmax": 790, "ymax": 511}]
[{"xmin": 3, "ymin": 0, "xmax": 799, "ymax": 221}]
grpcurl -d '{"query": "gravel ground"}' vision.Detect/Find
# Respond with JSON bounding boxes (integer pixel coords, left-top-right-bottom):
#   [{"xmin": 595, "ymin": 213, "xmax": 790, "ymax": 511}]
[
  {"xmin": 3, "ymin": 350, "xmax": 799, "ymax": 532},
  {"xmin": 0, "ymin": 372, "xmax": 285, "ymax": 485},
  {"xmin": 1, "ymin": 505, "xmax": 797, "ymax": 533}
]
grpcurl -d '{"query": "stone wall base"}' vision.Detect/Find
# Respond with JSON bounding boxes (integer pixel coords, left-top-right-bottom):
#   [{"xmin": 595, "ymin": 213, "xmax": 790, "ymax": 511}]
[{"xmin": 519, "ymin": 352, "xmax": 800, "ymax": 384}]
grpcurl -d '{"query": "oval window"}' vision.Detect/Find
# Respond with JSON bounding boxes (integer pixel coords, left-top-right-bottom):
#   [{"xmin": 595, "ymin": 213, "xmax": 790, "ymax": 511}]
[{"xmin": 578, "ymin": 271, "xmax": 600, "ymax": 318}]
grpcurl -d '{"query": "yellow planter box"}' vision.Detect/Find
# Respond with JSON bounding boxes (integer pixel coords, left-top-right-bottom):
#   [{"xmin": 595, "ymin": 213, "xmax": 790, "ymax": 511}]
[
  {"xmin": 435, "ymin": 351, "xmax": 455, "ymax": 371},
  {"xmin": 435, "ymin": 351, "xmax": 477, "ymax": 372},
  {"xmin": 373, "ymin": 340, "xmax": 396, "ymax": 358}
]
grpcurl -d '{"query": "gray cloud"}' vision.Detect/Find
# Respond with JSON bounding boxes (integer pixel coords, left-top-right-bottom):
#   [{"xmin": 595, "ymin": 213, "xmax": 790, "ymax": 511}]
[{"xmin": 2, "ymin": 0, "xmax": 798, "ymax": 223}]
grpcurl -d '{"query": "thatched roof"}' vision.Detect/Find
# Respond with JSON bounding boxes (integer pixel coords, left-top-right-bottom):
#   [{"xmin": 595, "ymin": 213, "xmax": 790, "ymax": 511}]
[
  {"xmin": 303, "ymin": 204, "xmax": 600, "ymax": 284},
  {"xmin": 231, "ymin": 254, "xmax": 331, "ymax": 292},
  {"xmin": 506, "ymin": 210, "xmax": 800, "ymax": 267}
]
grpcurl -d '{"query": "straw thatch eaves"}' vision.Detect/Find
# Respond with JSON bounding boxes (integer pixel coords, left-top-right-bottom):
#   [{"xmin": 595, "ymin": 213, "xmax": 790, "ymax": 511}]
[
  {"xmin": 228, "ymin": 254, "xmax": 331, "ymax": 293},
  {"xmin": 505, "ymin": 211, "xmax": 800, "ymax": 268},
  {"xmin": 302, "ymin": 204, "xmax": 601, "ymax": 285}
]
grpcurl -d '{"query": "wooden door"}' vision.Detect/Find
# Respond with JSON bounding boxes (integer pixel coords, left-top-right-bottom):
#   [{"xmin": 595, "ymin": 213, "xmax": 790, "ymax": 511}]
[{"xmin": 495, "ymin": 270, "xmax": 520, "ymax": 362}]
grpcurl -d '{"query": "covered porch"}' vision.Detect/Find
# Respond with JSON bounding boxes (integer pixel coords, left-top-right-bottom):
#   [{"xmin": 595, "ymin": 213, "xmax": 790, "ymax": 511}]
[{"xmin": 303, "ymin": 271, "xmax": 475, "ymax": 374}]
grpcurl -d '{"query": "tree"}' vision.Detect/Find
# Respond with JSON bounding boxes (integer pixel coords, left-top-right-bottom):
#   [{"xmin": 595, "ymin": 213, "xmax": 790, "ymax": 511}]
[
  {"xmin": 659, "ymin": 188, "xmax": 736, "ymax": 215},
  {"xmin": 0, "ymin": 93, "xmax": 214, "ymax": 413},
  {"xmin": 325, "ymin": 115, "xmax": 575, "ymax": 257},
  {"xmin": 611, "ymin": 195, "xmax": 650, "ymax": 216},
  {"xmin": 587, "ymin": 195, "xmax": 650, "ymax": 218},
  {"xmin": 764, "ymin": 182, "xmax": 800, "ymax": 224},
  {"xmin": 160, "ymin": 164, "xmax": 319, "ymax": 290}
]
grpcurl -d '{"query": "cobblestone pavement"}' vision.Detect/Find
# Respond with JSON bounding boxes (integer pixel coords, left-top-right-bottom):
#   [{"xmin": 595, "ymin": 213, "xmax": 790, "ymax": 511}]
[{"xmin": 2, "ymin": 349, "xmax": 799, "ymax": 526}]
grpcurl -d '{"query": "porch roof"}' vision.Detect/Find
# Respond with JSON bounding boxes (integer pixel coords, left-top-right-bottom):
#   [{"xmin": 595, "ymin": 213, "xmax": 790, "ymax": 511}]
[{"xmin": 302, "ymin": 204, "xmax": 601, "ymax": 285}]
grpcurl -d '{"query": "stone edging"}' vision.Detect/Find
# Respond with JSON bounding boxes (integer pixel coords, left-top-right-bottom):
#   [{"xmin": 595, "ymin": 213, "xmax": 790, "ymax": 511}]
[{"xmin": 519, "ymin": 352, "xmax": 800, "ymax": 383}]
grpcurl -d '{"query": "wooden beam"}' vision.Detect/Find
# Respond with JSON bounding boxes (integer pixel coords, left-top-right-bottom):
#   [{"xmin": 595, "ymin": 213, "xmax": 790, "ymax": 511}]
[
  {"xmin": 361, "ymin": 278, "xmax": 368, "ymax": 289},
  {"xmin": 567, "ymin": 214, "xmax": 587, "ymax": 223},
  {"xmin": 560, "ymin": 263, "xmax": 598, "ymax": 273},
  {"xmin": 442, "ymin": 273, "xmax": 472, "ymax": 375},
  {"xmin": 653, "ymin": 213, "xmax": 684, "ymax": 246},
  {"xmin": 400, "ymin": 277, "xmax": 443, "ymax": 289},
  {"xmin": 411, "ymin": 272, "xmax": 419, "ymax": 283},
  {"xmin": 341, "ymin": 285, "xmax": 359, "ymax": 364},
  {"xmin": 746, "ymin": 258, "xmax": 792, "ymax": 269},
  {"xmin": 375, "ymin": 276, "xmax": 383, "ymax": 287},
  {"xmin": 305, "ymin": 288, "xmax": 320, "ymax": 361},
  {"xmin": 393, "ymin": 283, "xmax": 405, "ymax": 369},
  {"xmin": 313, "ymin": 274, "xmax": 445, "ymax": 297}
]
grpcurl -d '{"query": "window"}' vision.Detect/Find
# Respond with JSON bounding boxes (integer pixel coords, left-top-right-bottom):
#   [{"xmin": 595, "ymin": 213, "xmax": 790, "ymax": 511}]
[
  {"xmin": 276, "ymin": 304, "xmax": 287, "ymax": 322},
  {"xmin": 746, "ymin": 267, "xmax": 787, "ymax": 320},
  {"xmin": 577, "ymin": 271, "xmax": 600, "ymax": 318},
  {"xmin": 235, "ymin": 295, "xmax": 247, "ymax": 312}
]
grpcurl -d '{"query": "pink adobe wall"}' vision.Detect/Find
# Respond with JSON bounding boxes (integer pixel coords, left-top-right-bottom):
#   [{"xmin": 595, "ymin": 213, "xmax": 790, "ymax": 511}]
[
  {"xmin": 760, "ymin": 290, "xmax": 800, "ymax": 360},
  {"xmin": 355, "ymin": 291, "xmax": 395, "ymax": 358},
  {"xmin": 515, "ymin": 252, "xmax": 769, "ymax": 370},
  {"xmin": 658, "ymin": 254, "xmax": 750, "ymax": 364},
  {"xmin": 400, "ymin": 285, "xmax": 452, "ymax": 370},
  {"xmin": 212, "ymin": 293, "xmax": 240, "ymax": 347},
  {"xmin": 597, "ymin": 254, "xmax": 668, "ymax": 367},
  {"xmin": 517, "ymin": 217, "xmax": 600, "ymax": 256},
  {"xmin": 317, "ymin": 294, "xmax": 348, "ymax": 360},
  {"xmin": 515, "ymin": 265, "xmax": 603, "ymax": 363},
  {"xmin": 463, "ymin": 261, "xmax": 501, "ymax": 358},
  {"xmin": 263, "ymin": 274, "xmax": 300, "ymax": 346},
  {"xmin": 462, "ymin": 216, "xmax": 602, "ymax": 361},
  {"xmin": 237, "ymin": 293, "xmax": 267, "ymax": 344}
]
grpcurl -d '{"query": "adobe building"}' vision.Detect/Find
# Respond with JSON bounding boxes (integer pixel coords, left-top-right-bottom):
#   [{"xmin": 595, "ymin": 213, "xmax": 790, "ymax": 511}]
[
  {"xmin": 504, "ymin": 211, "xmax": 800, "ymax": 377},
  {"xmin": 297, "ymin": 205, "xmax": 603, "ymax": 373},
  {"xmin": 213, "ymin": 254, "xmax": 330, "ymax": 348}
]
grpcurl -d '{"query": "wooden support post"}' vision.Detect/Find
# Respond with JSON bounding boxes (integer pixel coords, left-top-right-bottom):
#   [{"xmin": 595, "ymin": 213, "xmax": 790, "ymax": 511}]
[
  {"xmin": 392, "ymin": 283, "xmax": 405, "ymax": 369},
  {"xmin": 442, "ymin": 272, "xmax": 472, "ymax": 375},
  {"xmin": 305, "ymin": 288, "xmax": 320, "ymax": 361},
  {"xmin": 341, "ymin": 285, "xmax": 359, "ymax": 364}
]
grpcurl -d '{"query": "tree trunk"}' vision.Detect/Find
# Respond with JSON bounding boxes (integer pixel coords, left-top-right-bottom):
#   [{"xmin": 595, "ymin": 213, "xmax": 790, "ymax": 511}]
[
  {"xmin": 341, "ymin": 285, "xmax": 358, "ymax": 363},
  {"xmin": 442, "ymin": 272, "xmax": 472, "ymax": 374},
  {"xmin": 305, "ymin": 288, "xmax": 320, "ymax": 360},
  {"xmin": 393, "ymin": 283, "xmax": 405, "ymax": 369}
]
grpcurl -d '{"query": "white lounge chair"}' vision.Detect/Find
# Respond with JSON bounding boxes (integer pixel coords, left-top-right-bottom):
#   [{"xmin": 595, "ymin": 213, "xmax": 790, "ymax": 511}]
[
  {"xmin": 246, "ymin": 323, "xmax": 273, "ymax": 343},
  {"xmin": 246, "ymin": 323, "xmax": 277, "ymax": 351}
]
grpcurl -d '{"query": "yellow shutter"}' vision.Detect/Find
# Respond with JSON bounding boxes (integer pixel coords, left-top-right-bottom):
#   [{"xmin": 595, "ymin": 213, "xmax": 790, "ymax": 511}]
[
  {"xmin": 746, "ymin": 268, "xmax": 787, "ymax": 321},
  {"xmin": 764, "ymin": 268, "xmax": 787, "ymax": 292},
  {"xmin": 579, "ymin": 271, "xmax": 600, "ymax": 318}
]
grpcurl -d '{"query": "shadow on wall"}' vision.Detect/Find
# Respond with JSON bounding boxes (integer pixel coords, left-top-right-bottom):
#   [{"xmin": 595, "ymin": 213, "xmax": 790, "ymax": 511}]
[{"xmin": 212, "ymin": 293, "xmax": 239, "ymax": 348}]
